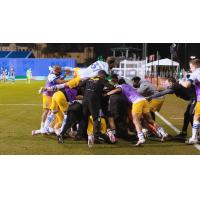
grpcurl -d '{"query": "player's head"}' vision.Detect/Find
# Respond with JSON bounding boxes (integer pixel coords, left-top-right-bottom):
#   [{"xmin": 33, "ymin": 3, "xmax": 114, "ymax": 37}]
[
  {"xmin": 106, "ymin": 57, "xmax": 116, "ymax": 69},
  {"xmin": 189, "ymin": 59, "xmax": 200, "ymax": 72},
  {"xmin": 98, "ymin": 70, "xmax": 108, "ymax": 79},
  {"xmin": 118, "ymin": 78, "xmax": 126, "ymax": 85},
  {"xmin": 132, "ymin": 76, "xmax": 141, "ymax": 88},
  {"xmin": 53, "ymin": 65, "xmax": 62, "ymax": 76},
  {"xmin": 111, "ymin": 73, "xmax": 118, "ymax": 84}
]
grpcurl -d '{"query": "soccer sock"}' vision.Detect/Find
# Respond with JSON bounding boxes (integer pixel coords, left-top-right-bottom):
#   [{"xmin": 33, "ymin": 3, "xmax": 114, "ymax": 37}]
[
  {"xmin": 40, "ymin": 122, "xmax": 45, "ymax": 129},
  {"xmin": 137, "ymin": 132, "xmax": 144, "ymax": 139},
  {"xmin": 60, "ymin": 114, "xmax": 68, "ymax": 132},
  {"xmin": 192, "ymin": 121, "xmax": 200, "ymax": 139},
  {"xmin": 157, "ymin": 127, "xmax": 167, "ymax": 137},
  {"xmin": 44, "ymin": 113, "xmax": 56, "ymax": 130}
]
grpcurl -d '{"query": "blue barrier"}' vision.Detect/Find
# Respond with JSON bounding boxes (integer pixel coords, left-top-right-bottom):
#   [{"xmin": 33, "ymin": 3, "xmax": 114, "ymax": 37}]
[{"xmin": 0, "ymin": 58, "xmax": 76, "ymax": 77}]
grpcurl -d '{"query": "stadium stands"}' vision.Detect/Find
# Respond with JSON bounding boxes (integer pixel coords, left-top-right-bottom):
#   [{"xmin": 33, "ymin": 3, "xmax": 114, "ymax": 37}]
[
  {"xmin": 7, "ymin": 51, "xmax": 32, "ymax": 58},
  {"xmin": 0, "ymin": 51, "xmax": 33, "ymax": 58},
  {"xmin": 0, "ymin": 51, "xmax": 10, "ymax": 58}
]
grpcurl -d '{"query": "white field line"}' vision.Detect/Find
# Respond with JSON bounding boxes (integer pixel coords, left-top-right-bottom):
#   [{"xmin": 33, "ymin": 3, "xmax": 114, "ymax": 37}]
[
  {"xmin": 155, "ymin": 111, "xmax": 200, "ymax": 151},
  {"xmin": 0, "ymin": 103, "xmax": 42, "ymax": 106}
]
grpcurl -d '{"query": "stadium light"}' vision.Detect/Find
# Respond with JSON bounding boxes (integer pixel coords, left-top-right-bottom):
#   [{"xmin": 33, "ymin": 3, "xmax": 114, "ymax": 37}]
[{"xmin": 190, "ymin": 56, "xmax": 196, "ymax": 59}]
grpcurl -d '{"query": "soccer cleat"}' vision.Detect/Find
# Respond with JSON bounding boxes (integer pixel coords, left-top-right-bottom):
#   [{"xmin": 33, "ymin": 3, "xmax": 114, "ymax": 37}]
[
  {"xmin": 157, "ymin": 127, "xmax": 168, "ymax": 142},
  {"xmin": 106, "ymin": 130, "xmax": 116, "ymax": 144},
  {"xmin": 57, "ymin": 135, "xmax": 64, "ymax": 144},
  {"xmin": 88, "ymin": 135, "xmax": 94, "ymax": 148},
  {"xmin": 38, "ymin": 87, "xmax": 46, "ymax": 94},
  {"xmin": 161, "ymin": 132, "xmax": 168, "ymax": 142},
  {"xmin": 187, "ymin": 137, "xmax": 198, "ymax": 144},
  {"xmin": 55, "ymin": 128, "xmax": 61, "ymax": 136},
  {"xmin": 32, "ymin": 129, "xmax": 41, "ymax": 135},
  {"xmin": 135, "ymin": 137, "xmax": 145, "ymax": 146}
]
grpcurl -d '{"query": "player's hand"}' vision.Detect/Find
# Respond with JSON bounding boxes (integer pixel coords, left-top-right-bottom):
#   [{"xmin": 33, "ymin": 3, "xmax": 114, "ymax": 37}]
[{"xmin": 103, "ymin": 93, "xmax": 108, "ymax": 97}]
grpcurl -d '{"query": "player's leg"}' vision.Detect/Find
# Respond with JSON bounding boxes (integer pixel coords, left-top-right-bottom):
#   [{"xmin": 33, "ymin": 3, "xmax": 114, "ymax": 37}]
[
  {"xmin": 41, "ymin": 94, "xmax": 52, "ymax": 129},
  {"xmin": 143, "ymin": 101, "xmax": 168, "ymax": 142},
  {"xmin": 43, "ymin": 93, "xmax": 59, "ymax": 133},
  {"xmin": 149, "ymin": 98, "xmax": 164, "ymax": 121},
  {"xmin": 188, "ymin": 102, "xmax": 200, "ymax": 144},
  {"xmin": 132, "ymin": 100, "xmax": 146, "ymax": 146}
]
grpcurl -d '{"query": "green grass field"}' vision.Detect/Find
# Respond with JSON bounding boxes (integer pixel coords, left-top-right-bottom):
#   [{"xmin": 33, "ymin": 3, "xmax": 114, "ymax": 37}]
[{"xmin": 0, "ymin": 80, "xmax": 199, "ymax": 155}]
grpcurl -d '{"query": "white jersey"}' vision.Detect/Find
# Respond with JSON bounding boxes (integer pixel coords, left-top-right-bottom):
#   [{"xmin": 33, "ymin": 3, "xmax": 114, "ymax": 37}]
[
  {"xmin": 188, "ymin": 68, "xmax": 200, "ymax": 101},
  {"xmin": 78, "ymin": 61, "xmax": 109, "ymax": 79}
]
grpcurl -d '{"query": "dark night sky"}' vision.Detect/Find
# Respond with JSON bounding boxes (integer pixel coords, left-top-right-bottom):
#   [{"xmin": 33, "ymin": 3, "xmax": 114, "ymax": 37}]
[{"xmin": 15, "ymin": 43, "xmax": 200, "ymax": 60}]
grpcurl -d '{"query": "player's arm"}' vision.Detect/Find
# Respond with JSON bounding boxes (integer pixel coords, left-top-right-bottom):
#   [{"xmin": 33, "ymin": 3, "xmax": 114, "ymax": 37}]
[
  {"xmin": 137, "ymin": 83, "xmax": 148, "ymax": 95},
  {"xmin": 179, "ymin": 80, "xmax": 192, "ymax": 88},
  {"xmin": 101, "ymin": 79, "xmax": 115, "ymax": 91},
  {"xmin": 147, "ymin": 88, "xmax": 174, "ymax": 100},
  {"xmin": 105, "ymin": 87, "xmax": 122, "ymax": 96}
]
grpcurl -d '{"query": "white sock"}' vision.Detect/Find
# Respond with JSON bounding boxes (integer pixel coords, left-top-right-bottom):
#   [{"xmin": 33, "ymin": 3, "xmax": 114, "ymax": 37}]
[
  {"xmin": 157, "ymin": 127, "xmax": 167, "ymax": 137},
  {"xmin": 137, "ymin": 132, "xmax": 144, "ymax": 139},
  {"xmin": 60, "ymin": 114, "xmax": 67, "ymax": 132},
  {"xmin": 40, "ymin": 122, "xmax": 44, "ymax": 129},
  {"xmin": 192, "ymin": 121, "xmax": 200, "ymax": 139},
  {"xmin": 44, "ymin": 113, "xmax": 55, "ymax": 131}
]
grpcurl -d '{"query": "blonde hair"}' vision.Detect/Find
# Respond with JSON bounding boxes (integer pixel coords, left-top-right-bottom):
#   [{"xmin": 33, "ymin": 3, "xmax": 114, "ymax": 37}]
[{"xmin": 189, "ymin": 59, "xmax": 200, "ymax": 67}]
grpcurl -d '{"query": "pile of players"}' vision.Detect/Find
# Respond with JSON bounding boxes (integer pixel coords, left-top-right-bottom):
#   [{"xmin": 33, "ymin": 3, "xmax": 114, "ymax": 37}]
[
  {"xmin": 32, "ymin": 57, "xmax": 200, "ymax": 147},
  {"xmin": 0, "ymin": 67, "xmax": 15, "ymax": 83}
]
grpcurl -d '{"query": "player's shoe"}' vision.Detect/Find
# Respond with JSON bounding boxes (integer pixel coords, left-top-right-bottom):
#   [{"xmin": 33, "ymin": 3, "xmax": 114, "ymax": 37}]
[
  {"xmin": 157, "ymin": 127, "xmax": 168, "ymax": 142},
  {"xmin": 88, "ymin": 135, "xmax": 94, "ymax": 148},
  {"xmin": 38, "ymin": 87, "xmax": 46, "ymax": 94},
  {"xmin": 57, "ymin": 134, "xmax": 64, "ymax": 144},
  {"xmin": 68, "ymin": 129, "xmax": 77, "ymax": 138},
  {"xmin": 55, "ymin": 128, "xmax": 61, "ymax": 136},
  {"xmin": 186, "ymin": 137, "xmax": 198, "ymax": 144},
  {"xmin": 32, "ymin": 130, "xmax": 41, "ymax": 136},
  {"xmin": 106, "ymin": 129, "xmax": 116, "ymax": 144},
  {"xmin": 135, "ymin": 134, "xmax": 145, "ymax": 146}
]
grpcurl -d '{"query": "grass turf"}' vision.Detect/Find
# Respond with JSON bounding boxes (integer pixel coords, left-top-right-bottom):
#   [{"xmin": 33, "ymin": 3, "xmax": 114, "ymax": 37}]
[{"xmin": 0, "ymin": 80, "xmax": 199, "ymax": 155}]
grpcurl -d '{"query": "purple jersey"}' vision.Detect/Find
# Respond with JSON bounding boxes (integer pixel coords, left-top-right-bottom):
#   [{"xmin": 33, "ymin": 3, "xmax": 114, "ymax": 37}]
[
  {"xmin": 189, "ymin": 68, "xmax": 200, "ymax": 101},
  {"xmin": 44, "ymin": 72, "xmax": 60, "ymax": 97},
  {"xmin": 64, "ymin": 88, "xmax": 77, "ymax": 103},
  {"xmin": 117, "ymin": 84, "xmax": 145, "ymax": 103}
]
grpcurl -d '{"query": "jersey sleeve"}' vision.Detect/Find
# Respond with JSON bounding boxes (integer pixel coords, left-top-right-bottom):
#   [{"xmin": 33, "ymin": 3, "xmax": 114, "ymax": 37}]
[
  {"xmin": 48, "ymin": 73, "xmax": 59, "ymax": 84},
  {"xmin": 188, "ymin": 71, "xmax": 197, "ymax": 84}
]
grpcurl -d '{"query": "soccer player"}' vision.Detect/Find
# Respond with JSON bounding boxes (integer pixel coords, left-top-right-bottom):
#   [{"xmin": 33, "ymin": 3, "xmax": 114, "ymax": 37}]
[
  {"xmin": 39, "ymin": 65, "xmax": 70, "ymax": 133},
  {"xmin": 77, "ymin": 70, "xmax": 115, "ymax": 147},
  {"xmin": 132, "ymin": 76, "xmax": 164, "ymax": 120},
  {"xmin": 179, "ymin": 59, "xmax": 200, "ymax": 144},
  {"xmin": 105, "ymin": 78, "xmax": 168, "ymax": 146},
  {"xmin": 66, "ymin": 57, "xmax": 116, "ymax": 79},
  {"xmin": 148, "ymin": 77, "xmax": 196, "ymax": 139},
  {"xmin": 10, "ymin": 66, "xmax": 15, "ymax": 83},
  {"xmin": 26, "ymin": 68, "xmax": 32, "ymax": 84}
]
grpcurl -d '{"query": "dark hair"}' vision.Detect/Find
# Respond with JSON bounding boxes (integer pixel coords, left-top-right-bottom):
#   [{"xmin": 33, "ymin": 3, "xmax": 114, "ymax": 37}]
[
  {"xmin": 118, "ymin": 78, "xmax": 126, "ymax": 85},
  {"xmin": 98, "ymin": 70, "xmax": 108, "ymax": 76},
  {"xmin": 132, "ymin": 76, "xmax": 141, "ymax": 82},
  {"xmin": 167, "ymin": 77, "xmax": 177, "ymax": 84},
  {"xmin": 106, "ymin": 57, "xmax": 115, "ymax": 65},
  {"xmin": 111, "ymin": 73, "xmax": 118, "ymax": 79}
]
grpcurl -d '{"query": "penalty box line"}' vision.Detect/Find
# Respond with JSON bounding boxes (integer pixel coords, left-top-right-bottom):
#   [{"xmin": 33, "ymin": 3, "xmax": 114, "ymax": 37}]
[{"xmin": 155, "ymin": 111, "xmax": 200, "ymax": 151}]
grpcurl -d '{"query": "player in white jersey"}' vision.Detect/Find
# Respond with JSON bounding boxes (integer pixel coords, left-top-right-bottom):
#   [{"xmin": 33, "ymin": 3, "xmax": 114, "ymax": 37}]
[{"xmin": 180, "ymin": 59, "xmax": 200, "ymax": 144}]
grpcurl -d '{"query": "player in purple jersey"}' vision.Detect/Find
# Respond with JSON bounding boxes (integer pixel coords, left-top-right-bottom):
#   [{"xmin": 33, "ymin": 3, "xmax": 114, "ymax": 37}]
[
  {"xmin": 105, "ymin": 78, "xmax": 168, "ymax": 146},
  {"xmin": 180, "ymin": 59, "xmax": 200, "ymax": 144},
  {"xmin": 39, "ymin": 65, "xmax": 69, "ymax": 133}
]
